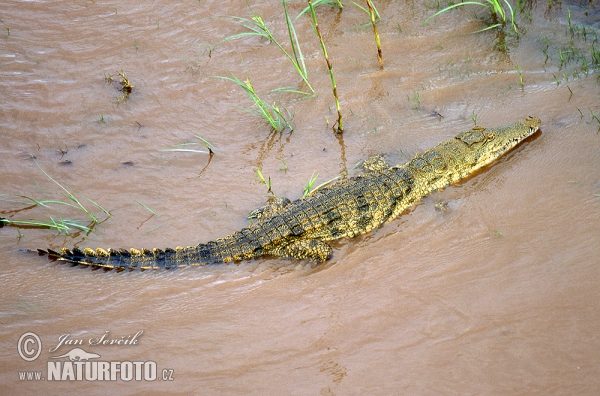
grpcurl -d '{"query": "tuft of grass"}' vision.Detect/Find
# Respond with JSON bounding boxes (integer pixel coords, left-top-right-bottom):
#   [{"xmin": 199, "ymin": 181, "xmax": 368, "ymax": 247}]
[
  {"xmin": 255, "ymin": 168, "xmax": 275, "ymax": 196},
  {"xmin": 515, "ymin": 63, "xmax": 524, "ymax": 87},
  {"xmin": 0, "ymin": 159, "xmax": 110, "ymax": 234},
  {"xmin": 303, "ymin": 171, "xmax": 319, "ymax": 197},
  {"xmin": 278, "ymin": 157, "xmax": 288, "ymax": 172},
  {"xmin": 308, "ymin": 0, "xmax": 343, "ymax": 133},
  {"xmin": 32, "ymin": 159, "xmax": 108, "ymax": 223},
  {"xmin": 423, "ymin": 0, "xmax": 518, "ymax": 34},
  {"xmin": 213, "ymin": 2, "xmax": 313, "ymax": 94},
  {"xmin": 0, "ymin": 216, "xmax": 92, "ymax": 234},
  {"xmin": 410, "ymin": 91, "xmax": 421, "ymax": 109},
  {"xmin": 214, "ymin": 72, "xmax": 293, "ymax": 132},
  {"xmin": 303, "ymin": 172, "xmax": 341, "ymax": 197}
]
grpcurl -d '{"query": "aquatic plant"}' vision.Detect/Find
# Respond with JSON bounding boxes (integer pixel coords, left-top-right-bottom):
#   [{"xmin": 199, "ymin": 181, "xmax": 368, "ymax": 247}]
[
  {"xmin": 303, "ymin": 173, "xmax": 342, "ymax": 197},
  {"xmin": 213, "ymin": 2, "xmax": 313, "ymax": 94},
  {"xmin": 303, "ymin": 171, "xmax": 319, "ymax": 197},
  {"xmin": 215, "ymin": 72, "xmax": 293, "ymax": 132},
  {"xmin": 424, "ymin": 0, "xmax": 518, "ymax": 34},
  {"xmin": 160, "ymin": 134, "xmax": 215, "ymax": 155},
  {"xmin": 366, "ymin": 0, "xmax": 382, "ymax": 64},
  {"xmin": 0, "ymin": 159, "xmax": 110, "ymax": 234},
  {"xmin": 254, "ymin": 168, "xmax": 275, "ymax": 197},
  {"xmin": 308, "ymin": 0, "xmax": 343, "ymax": 133}
]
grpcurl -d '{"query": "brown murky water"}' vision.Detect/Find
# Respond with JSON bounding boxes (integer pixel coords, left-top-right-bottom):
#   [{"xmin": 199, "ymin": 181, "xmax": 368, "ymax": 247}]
[{"xmin": 1, "ymin": 0, "xmax": 599, "ymax": 394}]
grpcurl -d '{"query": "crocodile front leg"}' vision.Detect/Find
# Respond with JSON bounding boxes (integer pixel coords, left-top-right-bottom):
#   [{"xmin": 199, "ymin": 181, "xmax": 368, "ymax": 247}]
[{"xmin": 266, "ymin": 239, "xmax": 333, "ymax": 263}]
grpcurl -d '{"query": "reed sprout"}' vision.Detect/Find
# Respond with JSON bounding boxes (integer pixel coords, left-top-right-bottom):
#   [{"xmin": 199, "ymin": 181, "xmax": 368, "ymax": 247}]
[
  {"xmin": 308, "ymin": 0, "xmax": 343, "ymax": 133},
  {"xmin": 214, "ymin": 2, "xmax": 313, "ymax": 94},
  {"xmin": 423, "ymin": 0, "xmax": 518, "ymax": 34},
  {"xmin": 215, "ymin": 72, "xmax": 293, "ymax": 132},
  {"xmin": 303, "ymin": 172, "xmax": 341, "ymax": 197},
  {"xmin": 255, "ymin": 168, "xmax": 275, "ymax": 196},
  {"xmin": 366, "ymin": 0, "xmax": 382, "ymax": 64}
]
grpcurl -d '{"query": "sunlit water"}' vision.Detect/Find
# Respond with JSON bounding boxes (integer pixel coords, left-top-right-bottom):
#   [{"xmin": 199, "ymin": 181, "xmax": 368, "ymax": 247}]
[{"xmin": 1, "ymin": 1, "xmax": 599, "ymax": 394}]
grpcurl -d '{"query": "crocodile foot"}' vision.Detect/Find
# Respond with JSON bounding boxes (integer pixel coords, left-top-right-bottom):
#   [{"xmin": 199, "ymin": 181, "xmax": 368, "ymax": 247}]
[{"xmin": 267, "ymin": 239, "xmax": 333, "ymax": 263}]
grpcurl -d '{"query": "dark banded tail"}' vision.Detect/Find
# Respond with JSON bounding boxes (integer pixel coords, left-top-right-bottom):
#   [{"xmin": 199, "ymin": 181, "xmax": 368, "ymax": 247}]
[{"xmin": 37, "ymin": 244, "xmax": 223, "ymax": 271}]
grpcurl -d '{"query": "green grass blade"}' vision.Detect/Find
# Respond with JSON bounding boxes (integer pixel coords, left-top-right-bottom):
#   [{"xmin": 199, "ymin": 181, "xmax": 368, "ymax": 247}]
[
  {"xmin": 423, "ymin": 2, "xmax": 487, "ymax": 25},
  {"xmin": 502, "ymin": 0, "xmax": 518, "ymax": 33},
  {"xmin": 159, "ymin": 148, "xmax": 210, "ymax": 154},
  {"xmin": 132, "ymin": 198, "xmax": 157, "ymax": 215},
  {"xmin": 284, "ymin": 1, "xmax": 304, "ymax": 76},
  {"xmin": 84, "ymin": 196, "xmax": 111, "ymax": 218},
  {"xmin": 33, "ymin": 158, "xmax": 98, "ymax": 223},
  {"xmin": 296, "ymin": 0, "xmax": 342, "ymax": 21},
  {"xmin": 211, "ymin": 16, "xmax": 271, "ymax": 49},
  {"xmin": 0, "ymin": 216, "xmax": 91, "ymax": 234},
  {"xmin": 350, "ymin": 1, "xmax": 381, "ymax": 19},
  {"xmin": 61, "ymin": 219, "xmax": 92, "ymax": 233},
  {"xmin": 469, "ymin": 23, "xmax": 503, "ymax": 34},
  {"xmin": 193, "ymin": 134, "xmax": 216, "ymax": 152},
  {"xmin": 269, "ymin": 86, "xmax": 314, "ymax": 96},
  {"xmin": 310, "ymin": 175, "xmax": 341, "ymax": 194},
  {"xmin": 303, "ymin": 171, "xmax": 319, "ymax": 197},
  {"xmin": 283, "ymin": 0, "xmax": 313, "ymax": 92}
]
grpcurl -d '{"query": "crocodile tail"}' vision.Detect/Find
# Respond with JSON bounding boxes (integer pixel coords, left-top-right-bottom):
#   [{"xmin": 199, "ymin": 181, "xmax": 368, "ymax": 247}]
[{"xmin": 37, "ymin": 242, "xmax": 222, "ymax": 271}]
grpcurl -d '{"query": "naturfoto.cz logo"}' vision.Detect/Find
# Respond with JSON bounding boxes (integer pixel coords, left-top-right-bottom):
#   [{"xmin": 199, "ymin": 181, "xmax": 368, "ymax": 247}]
[{"xmin": 17, "ymin": 331, "xmax": 174, "ymax": 382}]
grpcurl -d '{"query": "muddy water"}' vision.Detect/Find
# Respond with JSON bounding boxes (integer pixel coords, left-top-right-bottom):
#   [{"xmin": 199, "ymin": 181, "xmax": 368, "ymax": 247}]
[{"xmin": 1, "ymin": 0, "xmax": 599, "ymax": 394}]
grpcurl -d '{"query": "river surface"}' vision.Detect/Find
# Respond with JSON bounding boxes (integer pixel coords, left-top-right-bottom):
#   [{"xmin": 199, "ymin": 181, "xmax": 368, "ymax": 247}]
[{"xmin": 1, "ymin": 0, "xmax": 599, "ymax": 394}]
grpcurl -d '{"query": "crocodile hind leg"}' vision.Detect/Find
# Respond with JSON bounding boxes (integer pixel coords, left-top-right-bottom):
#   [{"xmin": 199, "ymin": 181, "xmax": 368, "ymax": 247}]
[
  {"xmin": 248, "ymin": 196, "xmax": 291, "ymax": 221},
  {"xmin": 266, "ymin": 239, "xmax": 333, "ymax": 263}
]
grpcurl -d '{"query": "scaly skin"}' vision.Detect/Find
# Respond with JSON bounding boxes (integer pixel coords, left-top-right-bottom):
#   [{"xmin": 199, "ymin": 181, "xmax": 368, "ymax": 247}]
[{"xmin": 38, "ymin": 116, "xmax": 541, "ymax": 271}]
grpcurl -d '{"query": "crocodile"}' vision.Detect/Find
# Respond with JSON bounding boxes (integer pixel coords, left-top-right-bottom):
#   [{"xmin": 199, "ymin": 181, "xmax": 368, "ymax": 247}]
[{"xmin": 38, "ymin": 116, "xmax": 541, "ymax": 271}]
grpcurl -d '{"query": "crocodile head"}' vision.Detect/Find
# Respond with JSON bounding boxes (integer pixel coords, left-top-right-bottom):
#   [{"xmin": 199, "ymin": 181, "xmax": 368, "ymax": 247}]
[{"xmin": 455, "ymin": 116, "xmax": 541, "ymax": 171}]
